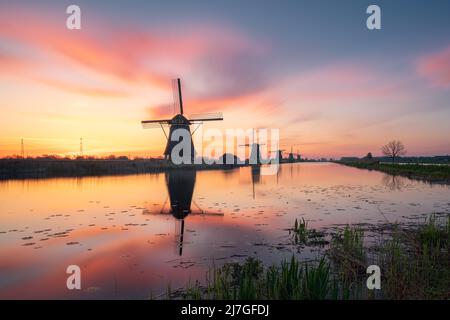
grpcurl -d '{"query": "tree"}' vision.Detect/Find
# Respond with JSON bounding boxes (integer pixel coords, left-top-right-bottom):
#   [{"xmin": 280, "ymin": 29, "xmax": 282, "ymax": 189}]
[
  {"xmin": 381, "ymin": 140, "xmax": 406, "ymax": 163},
  {"xmin": 365, "ymin": 152, "xmax": 373, "ymax": 160}
]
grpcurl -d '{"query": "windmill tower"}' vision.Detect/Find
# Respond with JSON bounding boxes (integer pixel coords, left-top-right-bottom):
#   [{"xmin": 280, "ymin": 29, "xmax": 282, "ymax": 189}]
[
  {"xmin": 21, "ymin": 138, "xmax": 24, "ymax": 158},
  {"xmin": 141, "ymin": 78, "xmax": 223, "ymax": 163},
  {"xmin": 239, "ymin": 129, "xmax": 265, "ymax": 165},
  {"xmin": 288, "ymin": 146, "xmax": 295, "ymax": 162},
  {"xmin": 270, "ymin": 149, "xmax": 285, "ymax": 163}
]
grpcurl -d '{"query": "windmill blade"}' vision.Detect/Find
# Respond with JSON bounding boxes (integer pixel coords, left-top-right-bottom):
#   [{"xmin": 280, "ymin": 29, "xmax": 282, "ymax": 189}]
[
  {"xmin": 141, "ymin": 119, "xmax": 172, "ymax": 129},
  {"xmin": 189, "ymin": 211, "xmax": 224, "ymax": 216},
  {"xmin": 192, "ymin": 200, "xmax": 204, "ymax": 214},
  {"xmin": 142, "ymin": 122, "xmax": 171, "ymax": 129},
  {"xmin": 172, "ymin": 79, "xmax": 181, "ymax": 115},
  {"xmin": 141, "ymin": 119, "xmax": 172, "ymax": 123},
  {"xmin": 160, "ymin": 196, "xmax": 169, "ymax": 214},
  {"xmin": 189, "ymin": 112, "xmax": 223, "ymax": 122}
]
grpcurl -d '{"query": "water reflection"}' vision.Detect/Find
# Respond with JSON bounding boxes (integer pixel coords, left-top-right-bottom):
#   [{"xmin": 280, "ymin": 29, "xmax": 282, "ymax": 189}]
[
  {"xmin": 251, "ymin": 166, "xmax": 261, "ymax": 199},
  {"xmin": 382, "ymin": 174, "xmax": 406, "ymax": 191},
  {"xmin": 1, "ymin": 163, "xmax": 450, "ymax": 299},
  {"xmin": 147, "ymin": 169, "xmax": 224, "ymax": 256}
]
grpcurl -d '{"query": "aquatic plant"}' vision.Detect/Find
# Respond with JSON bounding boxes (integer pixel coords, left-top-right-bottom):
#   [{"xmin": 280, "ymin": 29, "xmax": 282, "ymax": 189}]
[
  {"xmin": 378, "ymin": 214, "xmax": 449, "ymax": 299},
  {"xmin": 168, "ymin": 214, "xmax": 449, "ymax": 300},
  {"xmin": 293, "ymin": 218, "xmax": 309, "ymax": 243},
  {"xmin": 329, "ymin": 226, "xmax": 366, "ymax": 274}
]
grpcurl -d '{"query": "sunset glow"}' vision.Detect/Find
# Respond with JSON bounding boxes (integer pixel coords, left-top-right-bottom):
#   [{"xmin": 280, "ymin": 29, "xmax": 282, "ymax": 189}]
[{"xmin": 1, "ymin": 1, "xmax": 449, "ymax": 159}]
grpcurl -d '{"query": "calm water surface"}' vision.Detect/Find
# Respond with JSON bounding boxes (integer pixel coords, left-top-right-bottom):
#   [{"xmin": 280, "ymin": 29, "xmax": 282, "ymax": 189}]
[{"xmin": 1, "ymin": 163, "xmax": 449, "ymax": 299}]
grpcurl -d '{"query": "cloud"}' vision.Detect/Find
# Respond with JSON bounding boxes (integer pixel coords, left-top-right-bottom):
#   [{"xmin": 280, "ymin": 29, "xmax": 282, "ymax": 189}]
[
  {"xmin": 417, "ymin": 45, "xmax": 450, "ymax": 87},
  {"xmin": 0, "ymin": 51, "xmax": 32, "ymax": 73},
  {"xmin": 36, "ymin": 77, "xmax": 129, "ymax": 98},
  {"xmin": 0, "ymin": 8, "xmax": 270, "ymax": 105},
  {"xmin": 278, "ymin": 63, "xmax": 404, "ymax": 105}
]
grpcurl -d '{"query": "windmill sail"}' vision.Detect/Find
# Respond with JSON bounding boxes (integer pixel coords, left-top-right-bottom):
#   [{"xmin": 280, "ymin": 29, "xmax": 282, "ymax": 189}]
[
  {"xmin": 141, "ymin": 122, "xmax": 171, "ymax": 129},
  {"xmin": 189, "ymin": 112, "xmax": 223, "ymax": 122},
  {"xmin": 172, "ymin": 79, "xmax": 181, "ymax": 115}
]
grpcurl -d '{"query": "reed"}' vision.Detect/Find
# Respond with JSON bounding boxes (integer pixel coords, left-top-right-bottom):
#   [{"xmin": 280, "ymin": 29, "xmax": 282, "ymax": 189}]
[{"xmin": 166, "ymin": 214, "xmax": 449, "ymax": 300}]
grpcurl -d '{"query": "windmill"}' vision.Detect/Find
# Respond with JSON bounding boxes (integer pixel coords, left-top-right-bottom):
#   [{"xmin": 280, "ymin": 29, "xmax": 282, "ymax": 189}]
[
  {"xmin": 239, "ymin": 129, "xmax": 266, "ymax": 165},
  {"xmin": 141, "ymin": 78, "xmax": 223, "ymax": 162},
  {"xmin": 270, "ymin": 149, "xmax": 285, "ymax": 162},
  {"xmin": 288, "ymin": 146, "xmax": 295, "ymax": 162}
]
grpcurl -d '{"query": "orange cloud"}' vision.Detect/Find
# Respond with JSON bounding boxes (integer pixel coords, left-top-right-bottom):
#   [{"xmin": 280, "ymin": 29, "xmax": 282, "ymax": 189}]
[{"xmin": 36, "ymin": 77, "xmax": 129, "ymax": 98}]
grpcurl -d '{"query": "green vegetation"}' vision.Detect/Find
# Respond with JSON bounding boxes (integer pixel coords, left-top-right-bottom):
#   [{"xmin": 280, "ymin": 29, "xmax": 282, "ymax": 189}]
[
  {"xmin": 293, "ymin": 218, "xmax": 309, "ymax": 243},
  {"xmin": 174, "ymin": 256, "xmax": 335, "ymax": 300},
  {"xmin": 329, "ymin": 225, "xmax": 366, "ymax": 293},
  {"xmin": 291, "ymin": 218, "xmax": 328, "ymax": 246},
  {"xmin": 378, "ymin": 215, "xmax": 449, "ymax": 299},
  {"xmin": 337, "ymin": 161, "xmax": 450, "ymax": 183},
  {"xmin": 166, "ymin": 214, "xmax": 449, "ymax": 300}
]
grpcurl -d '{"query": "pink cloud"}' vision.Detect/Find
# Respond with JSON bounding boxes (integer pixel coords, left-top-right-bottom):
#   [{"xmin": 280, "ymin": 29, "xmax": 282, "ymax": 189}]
[
  {"xmin": 0, "ymin": 8, "xmax": 269, "ymax": 101},
  {"xmin": 268, "ymin": 63, "xmax": 407, "ymax": 110},
  {"xmin": 417, "ymin": 45, "xmax": 450, "ymax": 86}
]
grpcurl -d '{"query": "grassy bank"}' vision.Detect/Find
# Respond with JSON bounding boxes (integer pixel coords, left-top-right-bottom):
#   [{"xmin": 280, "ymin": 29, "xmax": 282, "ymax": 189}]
[
  {"xmin": 165, "ymin": 214, "xmax": 449, "ymax": 300},
  {"xmin": 0, "ymin": 158, "xmax": 245, "ymax": 180},
  {"xmin": 336, "ymin": 161, "xmax": 450, "ymax": 183}
]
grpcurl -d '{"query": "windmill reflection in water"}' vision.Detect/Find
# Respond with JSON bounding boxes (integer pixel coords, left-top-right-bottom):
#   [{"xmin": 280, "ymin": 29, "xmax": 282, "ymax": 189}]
[{"xmin": 145, "ymin": 169, "xmax": 223, "ymax": 256}]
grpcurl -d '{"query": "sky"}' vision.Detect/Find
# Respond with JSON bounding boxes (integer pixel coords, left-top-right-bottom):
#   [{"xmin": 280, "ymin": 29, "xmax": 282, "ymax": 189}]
[{"xmin": 0, "ymin": 0, "xmax": 449, "ymax": 159}]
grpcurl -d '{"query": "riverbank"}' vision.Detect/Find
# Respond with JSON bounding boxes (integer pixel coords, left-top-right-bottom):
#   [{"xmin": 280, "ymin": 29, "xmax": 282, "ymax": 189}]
[
  {"xmin": 165, "ymin": 214, "xmax": 449, "ymax": 300},
  {"xmin": 0, "ymin": 157, "xmax": 312, "ymax": 180},
  {"xmin": 335, "ymin": 161, "xmax": 450, "ymax": 184},
  {"xmin": 0, "ymin": 158, "xmax": 247, "ymax": 180}
]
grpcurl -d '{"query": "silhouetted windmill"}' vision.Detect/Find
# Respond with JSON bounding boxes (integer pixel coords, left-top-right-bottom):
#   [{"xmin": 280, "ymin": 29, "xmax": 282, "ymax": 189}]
[
  {"xmin": 141, "ymin": 78, "xmax": 223, "ymax": 162},
  {"xmin": 270, "ymin": 149, "xmax": 285, "ymax": 162},
  {"xmin": 288, "ymin": 146, "xmax": 295, "ymax": 162},
  {"xmin": 239, "ymin": 129, "xmax": 265, "ymax": 165}
]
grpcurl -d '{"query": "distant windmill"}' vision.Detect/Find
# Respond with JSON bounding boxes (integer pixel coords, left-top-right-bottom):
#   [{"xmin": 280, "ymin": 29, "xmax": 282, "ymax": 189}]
[
  {"xmin": 141, "ymin": 78, "xmax": 223, "ymax": 162},
  {"xmin": 296, "ymin": 149, "xmax": 301, "ymax": 161},
  {"xmin": 270, "ymin": 149, "xmax": 285, "ymax": 162},
  {"xmin": 288, "ymin": 146, "xmax": 295, "ymax": 162},
  {"xmin": 239, "ymin": 129, "xmax": 266, "ymax": 165},
  {"xmin": 21, "ymin": 138, "xmax": 24, "ymax": 158}
]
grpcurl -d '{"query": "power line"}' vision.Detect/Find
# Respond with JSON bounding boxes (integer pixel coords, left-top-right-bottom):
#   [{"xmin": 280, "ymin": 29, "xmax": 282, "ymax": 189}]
[{"xmin": 21, "ymin": 138, "xmax": 24, "ymax": 158}]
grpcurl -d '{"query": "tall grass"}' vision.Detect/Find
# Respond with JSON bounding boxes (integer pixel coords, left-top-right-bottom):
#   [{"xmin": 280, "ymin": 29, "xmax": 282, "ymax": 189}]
[
  {"xmin": 293, "ymin": 218, "xmax": 309, "ymax": 244},
  {"xmin": 167, "ymin": 214, "xmax": 449, "ymax": 300},
  {"xmin": 291, "ymin": 218, "xmax": 327, "ymax": 246},
  {"xmin": 176, "ymin": 256, "xmax": 335, "ymax": 300},
  {"xmin": 378, "ymin": 214, "xmax": 449, "ymax": 299}
]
